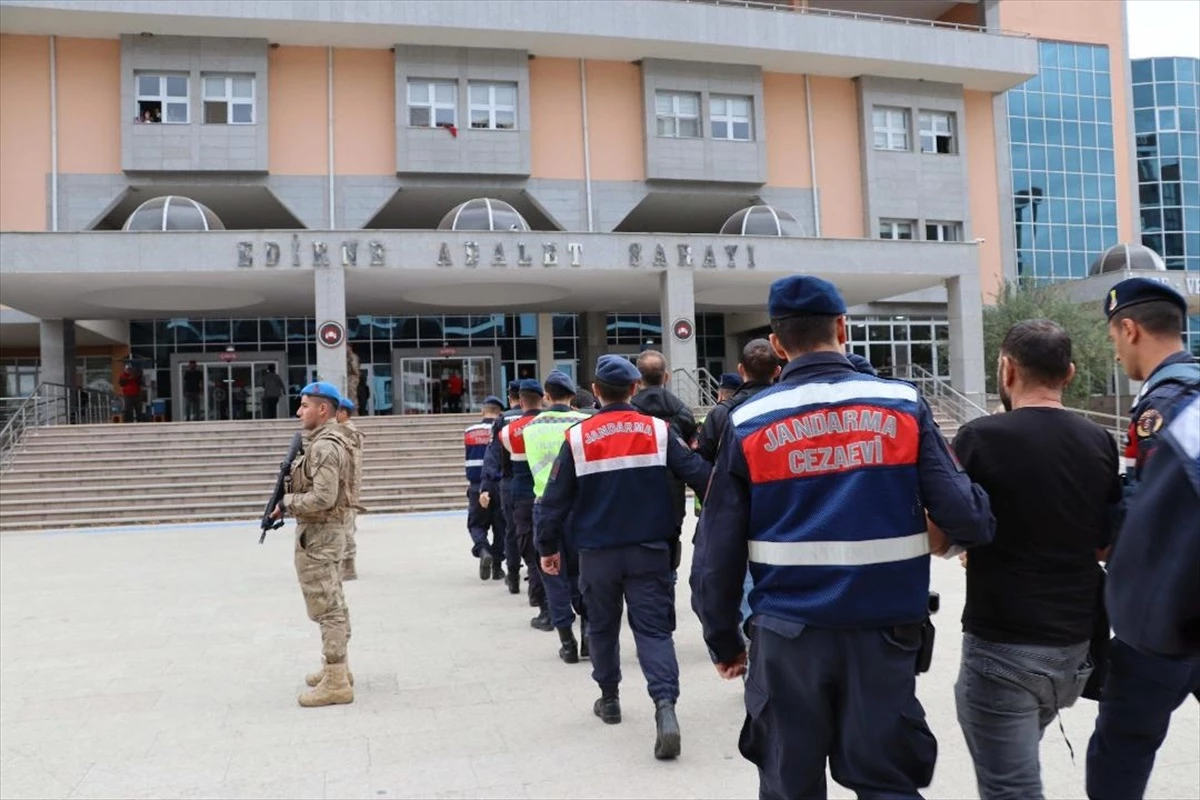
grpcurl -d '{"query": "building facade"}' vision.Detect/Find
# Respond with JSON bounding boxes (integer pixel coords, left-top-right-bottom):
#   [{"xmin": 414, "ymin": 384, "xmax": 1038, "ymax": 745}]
[{"xmin": 0, "ymin": 0, "xmax": 1159, "ymax": 419}]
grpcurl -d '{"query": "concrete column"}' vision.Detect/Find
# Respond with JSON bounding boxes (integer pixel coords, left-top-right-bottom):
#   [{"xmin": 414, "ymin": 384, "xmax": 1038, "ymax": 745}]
[
  {"xmin": 578, "ymin": 311, "xmax": 607, "ymax": 383},
  {"xmin": 946, "ymin": 273, "xmax": 986, "ymax": 410},
  {"xmin": 313, "ymin": 268, "xmax": 348, "ymax": 395},
  {"xmin": 38, "ymin": 318, "xmax": 77, "ymax": 388},
  {"xmin": 536, "ymin": 312, "xmax": 556, "ymax": 380},
  {"xmin": 660, "ymin": 270, "xmax": 699, "ymax": 406}
]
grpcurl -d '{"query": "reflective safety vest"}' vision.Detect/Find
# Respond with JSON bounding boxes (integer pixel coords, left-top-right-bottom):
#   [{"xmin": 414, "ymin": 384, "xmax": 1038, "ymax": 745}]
[
  {"xmin": 523, "ymin": 408, "xmax": 589, "ymax": 498},
  {"xmin": 730, "ymin": 377, "xmax": 928, "ymax": 628},
  {"xmin": 464, "ymin": 420, "xmax": 493, "ymax": 485},
  {"xmin": 499, "ymin": 413, "xmax": 539, "ymax": 495},
  {"xmin": 693, "ymin": 413, "xmax": 707, "ymax": 515}
]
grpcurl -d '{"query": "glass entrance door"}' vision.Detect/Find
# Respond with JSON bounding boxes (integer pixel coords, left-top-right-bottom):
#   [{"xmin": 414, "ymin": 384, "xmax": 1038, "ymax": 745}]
[
  {"xmin": 398, "ymin": 356, "xmax": 494, "ymax": 415},
  {"xmin": 182, "ymin": 359, "xmax": 280, "ymax": 421}
]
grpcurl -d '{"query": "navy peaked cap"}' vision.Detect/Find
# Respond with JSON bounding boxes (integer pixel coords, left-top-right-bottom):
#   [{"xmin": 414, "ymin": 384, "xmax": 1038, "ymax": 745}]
[
  {"xmin": 482, "ymin": 395, "xmax": 504, "ymax": 408},
  {"xmin": 544, "ymin": 369, "xmax": 577, "ymax": 395},
  {"xmin": 719, "ymin": 373, "xmax": 741, "ymax": 391},
  {"xmin": 518, "ymin": 379, "xmax": 544, "ymax": 396},
  {"xmin": 1104, "ymin": 277, "xmax": 1187, "ymax": 319},
  {"xmin": 768, "ymin": 275, "xmax": 847, "ymax": 318},
  {"xmin": 595, "ymin": 355, "xmax": 641, "ymax": 385}
]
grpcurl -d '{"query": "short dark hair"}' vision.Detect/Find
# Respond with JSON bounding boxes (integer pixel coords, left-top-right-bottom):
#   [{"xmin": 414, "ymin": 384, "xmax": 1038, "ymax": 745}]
[
  {"xmin": 1001, "ymin": 319, "xmax": 1073, "ymax": 388},
  {"xmin": 594, "ymin": 380, "xmax": 633, "ymax": 403},
  {"xmin": 740, "ymin": 338, "xmax": 778, "ymax": 382},
  {"xmin": 573, "ymin": 388, "xmax": 597, "ymax": 410},
  {"xmin": 636, "ymin": 350, "xmax": 667, "ymax": 386},
  {"xmin": 518, "ymin": 389, "xmax": 541, "ymax": 406},
  {"xmin": 545, "ymin": 385, "xmax": 572, "ymax": 403},
  {"xmin": 1110, "ymin": 300, "xmax": 1184, "ymax": 339},
  {"xmin": 770, "ymin": 315, "xmax": 839, "ymax": 354}
]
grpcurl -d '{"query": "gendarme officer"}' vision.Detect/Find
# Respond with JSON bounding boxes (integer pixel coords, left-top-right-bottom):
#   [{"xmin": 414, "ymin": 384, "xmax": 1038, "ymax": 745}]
[
  {"xmin": 271, "ymin": 381, "xmax": 358, "ymax": 707},
  {"xmin": 481, "ymin": 380, "xmax": 525, "ymax": 593},
  {"xmin": 538, "ymin": 355, "xmax": 711, "ymax": 760},
  {"xmin": 691, "ymin": 276, "xmax": 994, "ymax": 798}
]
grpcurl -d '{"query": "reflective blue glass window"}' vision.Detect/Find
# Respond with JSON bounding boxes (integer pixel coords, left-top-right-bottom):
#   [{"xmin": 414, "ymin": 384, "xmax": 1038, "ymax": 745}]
[
  {"xmin": 1180, "ymin": 82, "xmax": 1198, "ymax": 108},
  {"xmin": 1156, "ymin": 82, "xmax": 1177, "ymax": 107},
  {"xmin": 1179, "ymin": 59, "xmax": 1197, "ymax": 82},
  {"xmin": 1132, "ymin": 60, "xmax": 1154, "ymax": 84},
  {"xmin": 1095, "ymin": 47, "xmax": 1110, "ymax": 72},
  {"xmin": 1135, "ymin": 109, "xmax": 1156, "ymax": 132},
  {"xmin": 1041, "ymin": 42, "xmax": 1058, "ymax": 66},
  {"xmin": 1099, "ymin": 149, "xmax": 1115, "ymax": 175},
  {"xmin": 1133, "ymin": 84, "xmax": 1156, "ymax": 109},
  {"xmin": 1155, "ymin": 58, "xmax": 1175, "ymax": 82},
  {"xmin": 1098, "ymin": 123, "xmax": 1114, "ymax": 148}
]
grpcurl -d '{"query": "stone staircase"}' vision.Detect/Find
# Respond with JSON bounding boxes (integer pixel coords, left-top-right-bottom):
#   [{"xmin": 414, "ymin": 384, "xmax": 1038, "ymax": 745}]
[
  {"xmin": 0, "ymin": 415, "xmax": 474, "ymax": 532},
  {"xmin": 0, "ymin": 404, "xmax": 965, "ymax": 533}
]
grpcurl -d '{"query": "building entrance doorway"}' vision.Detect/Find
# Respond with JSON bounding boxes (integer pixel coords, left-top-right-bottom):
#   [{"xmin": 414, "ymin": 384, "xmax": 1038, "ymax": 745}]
[
  {"xmin": 175, "ymin": 357, "xmax": 284, "ymax": 421},
  {"xmin": 396, "ymin": 355, "xmax": 496, "ymax": 415}
]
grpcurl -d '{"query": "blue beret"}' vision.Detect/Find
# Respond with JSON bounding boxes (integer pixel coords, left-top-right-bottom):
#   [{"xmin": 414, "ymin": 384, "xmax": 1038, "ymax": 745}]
[
  {"xmin": 507, "ymin": 380, "xmax": 522, "ymax": 395},
  {"xmin": 719, "ymin": 373, "xmax": 741, "ymax": 391},
  {"xmin": 300, "ymin": 381, "xmax": 342, "ymax": 405},
  {"xmin": 482, "ymin": 395, "xmax": 504, "ymax": 408},
  {"xmin": 338, "ymin": 396, "xmax": 356, "ymax": 411},
  {"xmin": 544, "ymin": 369, "xmax": 577, "ymax": 395},
  {"xmin": 768, "ymin": 275, "xmax": 847, "ymax": 319},
  {"xmin": 1104, "ymin": 277, "xmax": 1187, "ymax": 319},
  {"xmin": 846, "ymin": 353, "xmax": 877, "ymax": 376},
  {"xmin": 518, "ymin": 378, "xmax": 544, "ymax": 396},
  {"xmin": 595, "ymin": 354, "xmax": 641, "ymax": 386}
]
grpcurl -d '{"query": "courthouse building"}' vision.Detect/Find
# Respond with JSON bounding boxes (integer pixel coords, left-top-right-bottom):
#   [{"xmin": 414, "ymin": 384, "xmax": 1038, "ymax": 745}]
[{"xmin": 0, "ymin": 0, "xmax": 1176, "ymax": 419}]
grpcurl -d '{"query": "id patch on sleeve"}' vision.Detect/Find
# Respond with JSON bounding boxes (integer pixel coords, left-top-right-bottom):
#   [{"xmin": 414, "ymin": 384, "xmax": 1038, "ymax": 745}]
[{"xmin": 1135, "ymin": 409, "xmax": 1164, "ymax": 439}]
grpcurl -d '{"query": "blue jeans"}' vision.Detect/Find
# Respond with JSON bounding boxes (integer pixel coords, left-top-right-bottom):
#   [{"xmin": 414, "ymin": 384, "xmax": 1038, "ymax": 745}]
[
  {"xmin": 955, "ymin": 633, "xmax": 1092, "ymax": 800},
  {"xmin": 1086, "ymin": 637, "xmax": 1200, "ymax": 800}
]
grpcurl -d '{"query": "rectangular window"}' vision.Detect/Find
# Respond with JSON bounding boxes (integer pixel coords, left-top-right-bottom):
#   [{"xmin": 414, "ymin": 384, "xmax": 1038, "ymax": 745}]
[
  {"xmin": 710, "ymin": 94, "xmax": 752, "ymax": 141},
  {"xmin": 407, "ymin": 80, "xmax": 458, "ymax": 129},
  {"xmin": 872, "ymin": 107, "xmax": 909, "ymax": 151},
  {"xmin": 655, "ymin": 91, "xmax": 701, "ymax": 139},
  {"xmin": 1157, "ymin": 107, "xmax": 1178, "ymax": 133},
  {"xmin": 919, "ymin": 111, "xmax": 956, "ymax": 154},
  {"xmin": 924, "ymin": 221, "xmax": 962, "ymax": 242},
  {"xmin": 468, "ymin": 81, "xmax": 517, "ymax": 130},
  {"xmin": 135, "ymin": 73, "xmax": 189, "ymax": 124},
  {"xmin": 201, "ymin": 74, "xmax": 255, "ymax": 125},
  {"xmin": 879, "ymin": 219, "xmax": 915, "ymax": 240}
]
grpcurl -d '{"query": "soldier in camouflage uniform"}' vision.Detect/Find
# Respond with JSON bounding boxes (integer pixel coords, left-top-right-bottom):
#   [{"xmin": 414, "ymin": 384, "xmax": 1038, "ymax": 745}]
[
  {"xmin": 336, "ymin": 396, "xmax": 365, "ymax": 581},
  {"xmin": 270, "ymin": 380, "xmax": 357, "ymax": 707}
]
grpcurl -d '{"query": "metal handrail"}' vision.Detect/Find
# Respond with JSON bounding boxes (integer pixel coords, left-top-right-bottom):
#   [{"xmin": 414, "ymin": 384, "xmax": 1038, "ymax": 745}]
[
  {"xmin": 0, "ymin": 383, "xmax": 118, "ymax": 471},
  {"xmin": 894, "ymin": 364, "xmax": 989, "ymax": 426},
  {"xmin": 669, "ymin": 0, "xmax": 1033, "ymax": 38},
  {"xmin": 672, "ymin": 367, "xmax": 720, "ymax": 407}
]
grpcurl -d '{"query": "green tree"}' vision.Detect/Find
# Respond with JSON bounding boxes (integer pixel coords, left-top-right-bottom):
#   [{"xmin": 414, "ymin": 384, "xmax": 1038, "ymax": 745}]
[{"xmin": 983, "ymin": 280, "xmax": 1114, "ymax": 403}]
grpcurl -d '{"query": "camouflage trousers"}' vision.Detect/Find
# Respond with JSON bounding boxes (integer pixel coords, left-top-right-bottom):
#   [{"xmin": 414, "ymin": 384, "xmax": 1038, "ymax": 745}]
[
  {"xmin": 345, "ymin": 511, "xmax": 357, "ymax": 559},
  {"xmin": 294, "ymin": 522, "xmax": 351, "ymax": 663}
]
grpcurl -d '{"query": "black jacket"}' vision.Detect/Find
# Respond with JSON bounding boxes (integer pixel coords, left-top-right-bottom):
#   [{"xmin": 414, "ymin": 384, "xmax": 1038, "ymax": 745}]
[
  {"xmin": 694, "ymin": 381, "xmax": 773, "ymax": 464},
  {"xmin": 631, "ymin": 386, "xmax": 697, "ymax": 526}
]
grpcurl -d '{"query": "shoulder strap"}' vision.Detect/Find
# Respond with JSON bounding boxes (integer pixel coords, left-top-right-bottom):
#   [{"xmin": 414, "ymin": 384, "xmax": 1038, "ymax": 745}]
[{"xmin": 1137, "ymin": 362, "xmax": 1200, "ymax": 405}]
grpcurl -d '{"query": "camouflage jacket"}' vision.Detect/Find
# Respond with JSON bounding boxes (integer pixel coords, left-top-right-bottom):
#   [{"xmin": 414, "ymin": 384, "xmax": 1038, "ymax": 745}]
[
  {"xmin": 283, "ymin": 420, "xmax": 354, "ymax": 525},
  {"xmin": 341, "ymin": 419, "xmax": 367, "ymax": 512}
]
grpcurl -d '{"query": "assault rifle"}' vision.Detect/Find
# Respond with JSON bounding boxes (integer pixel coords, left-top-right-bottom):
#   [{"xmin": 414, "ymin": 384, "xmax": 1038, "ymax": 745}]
[{"xmin": 260, "ymin": 431, "xmax": 304, "ymax": 544}]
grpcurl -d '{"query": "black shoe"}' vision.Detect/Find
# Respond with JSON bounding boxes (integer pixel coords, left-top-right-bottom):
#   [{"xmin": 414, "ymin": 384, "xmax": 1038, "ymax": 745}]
[
  {"xmin": 491, "ymin": 561, "xmax": 505, "ymax": 581},
  {"xmin": 506, "ymin": 571, "xmax": 520, "ymax": 594},
  {"xmin": 530, "ymin": 607, "xmax": 553, "ymax": 632},
  {"xmin": 478, "ymin": 553, "xmax": 493, "ymax": 582},
  {"xmin": 579, "ymin": 617, "xmax": 590, "ymax": 659},
  {"xmin": 654, "ymin": 699, "xmax": 681, "ymax": 760},
  {"xmin": 593, "ymin": 695, "xmax": 621, "ymax": 725},
  {"xmin": 557, "ymin": 627, "xmax": 579, "ymax": 664}
]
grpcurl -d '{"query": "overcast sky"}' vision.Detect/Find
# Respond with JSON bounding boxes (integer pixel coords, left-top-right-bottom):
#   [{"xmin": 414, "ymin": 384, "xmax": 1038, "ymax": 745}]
[{"xmin": 1126, "ymin": 0, "xmax": 1200, "ymax": 59}]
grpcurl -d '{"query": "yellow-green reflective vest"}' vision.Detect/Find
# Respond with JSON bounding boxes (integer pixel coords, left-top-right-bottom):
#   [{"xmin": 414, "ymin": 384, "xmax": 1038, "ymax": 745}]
[{"xmin": 523, "ymin": 408, "xmax": 590, "ymax": 498}]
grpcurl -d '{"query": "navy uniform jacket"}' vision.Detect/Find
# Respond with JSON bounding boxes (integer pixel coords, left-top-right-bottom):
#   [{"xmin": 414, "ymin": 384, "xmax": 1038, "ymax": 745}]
[
  {"xmin": 464, "ymin": 419, "xmax": 494, "ymax": 487},
  {"xmin": 1122, "ymin": 352, "xmax": 1200, "ymax": 500},
  {"xmin": 694, "ymin": 381, "xmax": 773, "ymax": 464},
  {"xmin": 480, "ymin": 407, "xmax": 522, "ymax": 497},
  {"xmin": 536, "ymin": 402, "xmax": 712, "ymax": 556},
  {"xmin": 691, "ymin": 352, "xmax": 994, "ymax": 664},
  {"xmin": 1108, "ymin": 393, "xmax": 1200, "ymax": 657}
]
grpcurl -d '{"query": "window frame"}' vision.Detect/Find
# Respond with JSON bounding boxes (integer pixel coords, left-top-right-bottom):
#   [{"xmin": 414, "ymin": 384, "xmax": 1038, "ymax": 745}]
[
  {"xmin": 201, "ymin": 74, "xmax": 256, "ymax": 125},
  {"xmin": 1157, "ymin": 107, "xmax": 1179, "ymax": 133},
  {"xmin": 655, "ymin": 90, "xmax": 702, "ymax": 139},
  {"xmin": 879, "ymin": 219, "xmax": 916, "ymax": 240},
  {"xmin": 918, "ymin": 110, "xmax": 957, "ymax": 155},
  {"xmin": 135, "ymin": 72, "xmax": 190, "ymax": 125},
  {"xmin": 467, "ymin": 81, "xmax": 518, "ymax": 131},
  {"xmin": 407, "ymin": 79, "xmax": 459, "ymax": 129},
  {"xmin": 710, "ymin": 94, "xmax": 753, "ymax": 142},
  {"xmin": 872, "ymin": 106, "xmax": 910, "ymax": 152},
  {"xmin": 924, "ymin": 221, "xmax": 962, "ymax": 242}
]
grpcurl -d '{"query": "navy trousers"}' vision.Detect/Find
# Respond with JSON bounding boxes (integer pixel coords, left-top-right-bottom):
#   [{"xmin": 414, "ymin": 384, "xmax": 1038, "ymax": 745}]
[
  {"xmin": 533, "ymin": 503, "xmax": 584, "ymax": 630},
  {"xmin": 1086, "ymin": 637, "xmax": 1200, "ymax": 800},
  {"xmin": 578, "ymin": 543, "xmax": 678, "ymax": 702},
  {"xmin": 466, "ymin": 485, "xmax": 505, "ymax": 561},
  {"xmin": 500, "ymin": 480, "xmax": 520, "ymax": 575},
  {"xmin": 741, "ymin": 623, "xmax": 937, "ymax": 800},
  {"xmin": 510, "ymin": 493, "xmax": 545, "ymax": 607}
]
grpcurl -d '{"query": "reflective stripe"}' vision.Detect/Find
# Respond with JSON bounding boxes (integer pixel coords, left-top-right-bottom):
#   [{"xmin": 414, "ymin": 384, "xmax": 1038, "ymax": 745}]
[
  {"xmin": 1167, "ymin": 396, "xmax": 1200, "ymax": 460},
  {"xmin": 748, "ymin": 532, "xmax": 930, "ymax": 567},
  {"xmin": 465, "ymin": 459, "xmax": 484, "ymax": 468},
  {"xmin": 510, "ymin": 454, "xmax": 528, "ymax": 462},
  {"xmin": 731, "ymin": 380, "xmax": 918, "ymax": 426},
  {"xmin": 568, "ymin": 416, "xmax": 668, "ymax": 476}
]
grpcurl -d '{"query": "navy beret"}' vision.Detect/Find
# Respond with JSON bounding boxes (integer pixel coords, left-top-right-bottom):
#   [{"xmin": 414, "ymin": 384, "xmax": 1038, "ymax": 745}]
[
  {"xmin": 507, "ymin": 380, "xmax": 522, "ymax": 394},
  {"xmin": 595, "ymin": 354, "xmax": 641, "ymax": 386},
  {"xmin": 768, "ymin": 275, "xmax": 847, "ymax": 319},
  {"xmin": 1104, "ymin": 277, "xmax": 1187, "ymax": 319},
  {"xmin": 482, "ymin": 395, "xmax": 504, "ymax": 408},
  {"xmin": 544, "ymin": 369, "xmax": 577, "ymax": 395},
  {"xmin": 518, "ymin": 378, "xmax": 544, "ymax": 396},
  {"xmin": 300, "ymin": 380, "xmax": 342, "ymax": 406},
  {"xmin": 719, "ymin": 373, "xmax": 741, "ymax": 391}
]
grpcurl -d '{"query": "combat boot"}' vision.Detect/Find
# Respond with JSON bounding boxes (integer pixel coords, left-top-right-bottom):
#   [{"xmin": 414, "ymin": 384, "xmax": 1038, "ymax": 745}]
[
  {"xmin": 341, "ymin": 558, "xmax": 357, "ymax": 581},
  {"xmin": 478, "ymin": 552, "xmax": 493, "ymax": 581},
  {"xmin": 557, "ymin": 626, "xmax": 579, "ymax": 664},
  {"xmin": 304, "ymin": 658, "xmax": 355, "ymax": 688},
  {"xmin": 298, "ymin": 661, "xmax": 354, "ymax": 707},
  {"xmin": 491, "ymin": 560, "xmax": 505, "ymax": 581},
  {"xmin": 506, "ymin": 569, "xmax": 520, "ymax": 595},
  {"xmin": 579, "ymin": 615, "xmax": 590, "ymax": 659},
  {"xmin": 653, "ymin": 699, "xmax": 681, "ymax": 760},
  {"xmin": 530, "ymin": 605, "xmax": 553, "ymax": 631},
  {"xmin": 593, "ymin": 691, "xmax": 621, "ymax": 724}
]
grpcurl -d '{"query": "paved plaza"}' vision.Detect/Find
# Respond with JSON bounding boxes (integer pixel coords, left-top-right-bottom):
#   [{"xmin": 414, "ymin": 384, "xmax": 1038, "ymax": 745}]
[{"xmin": 1, "ymin": 513, "xmax": 1197, "ymax": 800}]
